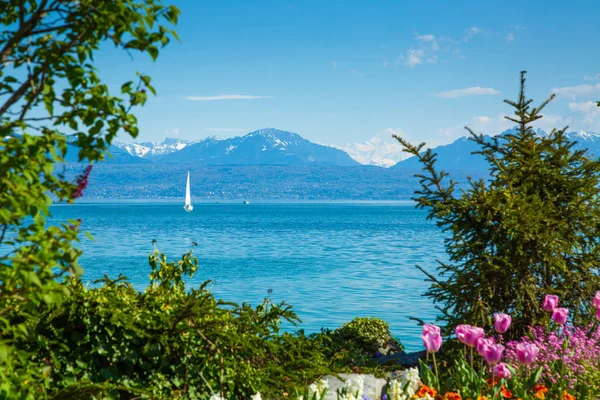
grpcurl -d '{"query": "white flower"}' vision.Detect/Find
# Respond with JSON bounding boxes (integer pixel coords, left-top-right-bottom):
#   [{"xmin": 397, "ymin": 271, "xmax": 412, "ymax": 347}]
[
  {"xmin": 309, "ymin": 379, "xmax": 329, "ymax": 397},
  {"xmin": 398, "ymin": 368, "xmax": 421, "ymax": 395},
  {"xmin": 387, "ymin": 378, "xmax": 409, "ymax": 400},
  {"xmin": 209, "ymin": 395, "xmax": 225, "ymax": 400},
  {"xmin": 250, "ymin": 393, "xmax": 262, "ymax": 400},
  {"xmin": 414, "ymin": 395, "xmax": 434, "ymax": 400},
  {"xmin": 343, "ymin": 375, "xmax": 364, "ymax": 397}
]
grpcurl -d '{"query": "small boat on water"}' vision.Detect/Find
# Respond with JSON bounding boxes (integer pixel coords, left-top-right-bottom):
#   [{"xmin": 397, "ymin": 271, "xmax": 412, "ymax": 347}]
[
  {"xmin": 243, "ymin": 200, "xmax": 249, "ymax": 204},
  {"xmin": 184, "ymin": 172, "xmax": 193, "ymax": 212}
]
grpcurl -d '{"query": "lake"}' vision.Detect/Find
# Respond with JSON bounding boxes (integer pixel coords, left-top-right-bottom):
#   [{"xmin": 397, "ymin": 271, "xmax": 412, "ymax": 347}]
[{"xmin": 50, "ymin": 201, "xmax": 447, "ymax": 351}]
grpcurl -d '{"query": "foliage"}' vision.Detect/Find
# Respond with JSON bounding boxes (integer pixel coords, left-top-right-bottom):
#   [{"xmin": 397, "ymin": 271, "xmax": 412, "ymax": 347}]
[
  {"xmin": 337, "ymin": 317, "xmax": 403, "ymax": 356},
  {"xmin": 311, "ymin": 317, "xmax": 404, "ymax": 375},
  {"xmin": 395, "ymin": 71, "xmax": 600, "ymax": 337},
  {"xmin": 0, "ymin": 0, "xmax": 179, "ymax": 397},
  {"xmin": 18, "ymin": 248, "xmax": 330, "ymax": 399}
]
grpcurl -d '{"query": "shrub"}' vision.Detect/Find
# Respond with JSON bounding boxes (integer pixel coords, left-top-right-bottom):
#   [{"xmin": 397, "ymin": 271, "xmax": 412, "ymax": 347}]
[
  {"xmin": 23, "ymin": 249, "xmax": 332, "ymax": 399},
  {"xmin": 337, "ymin": 317, "xmax": 403, "ymax": 356},
  {"xmin": 395, "ymin": 71, "xmax": 600, "ymax": 337}
]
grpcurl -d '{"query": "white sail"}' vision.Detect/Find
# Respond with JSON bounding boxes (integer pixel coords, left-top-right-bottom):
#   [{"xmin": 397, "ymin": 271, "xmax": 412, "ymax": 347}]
[{"xmin": 184, "ymin": 172, "xmax": 193, "ymax": 212}]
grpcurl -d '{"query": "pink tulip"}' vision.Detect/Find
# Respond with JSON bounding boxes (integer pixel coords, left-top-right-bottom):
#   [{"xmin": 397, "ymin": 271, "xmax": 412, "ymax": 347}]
[
  {"xmin": 493, "ymin": 363, "xmax": 512, "ymax": 380},
  {"xmin": 421, "ymin": 324, "xmax": 442, "ymax": 353},
  {"xmin": 594, "ymin": 291, "xmax": 600, "ymax": 309},
  {"xmin": 464, "ymin": 326, "xmax": 485, "ymax": 348},
  {"xmin": 597, "ymin": 308, "xmax": 600, "ymax": 322},
  {"xmin": 455, "ymin": 324, "xmax": 469, "ymax": 344},
  {"xmin": 515, "ymin": 342, "xmax": 539, "ymax": 365},
  {"xmin": 494, "ymin": 313, "xmax": 512, "ymax": 334},
  {"xmin": 476, "ymin": 337, "xmax": 494, "ymax": 356},
  {"xmin": 481, "ymin": 343, "xmax": 505, "ymax": 365},
  {"xmin": 423, "ymin": 324, "xmax": 441, "ymax": 336},
  {"xmin": 543, "ymin": 294, "xmax": 559, "ymax": 312},
  {"xmin": 552, "ymin": 307, "xmax": 569, "ymax": 325}
]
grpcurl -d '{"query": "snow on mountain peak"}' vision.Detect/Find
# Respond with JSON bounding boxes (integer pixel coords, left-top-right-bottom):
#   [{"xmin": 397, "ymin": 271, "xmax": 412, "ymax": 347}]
[{"xmin": 336, "ymin": 130, "xmax": 411, "ymax": 168}]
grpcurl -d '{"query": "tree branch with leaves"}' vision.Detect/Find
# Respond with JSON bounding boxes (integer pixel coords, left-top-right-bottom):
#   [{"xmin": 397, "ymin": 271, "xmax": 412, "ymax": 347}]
[
  {"xmin": 396, "ymin": 71, "xmax": 600, "ymax": 338},
  {"xmin": 0, "ymin": 0, "xmax": 178, "ymax": 396}
]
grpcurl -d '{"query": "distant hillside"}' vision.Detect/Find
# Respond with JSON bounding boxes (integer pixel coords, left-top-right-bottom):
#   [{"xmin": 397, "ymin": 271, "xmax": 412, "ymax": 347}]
[
  {"xmin": 393, "ymin": 128, "xmax": 600, "ymax": 171},
  {"xmin": 65, "ymin": 163, "xmax": 481, "ymax": 200},
  {"xmin": 114, "ymin": 137, "xmax": 199, "ymax": 158},
  {"xmin": 157, "ymin": 128, "xmax": 359, "ymax": 166}
]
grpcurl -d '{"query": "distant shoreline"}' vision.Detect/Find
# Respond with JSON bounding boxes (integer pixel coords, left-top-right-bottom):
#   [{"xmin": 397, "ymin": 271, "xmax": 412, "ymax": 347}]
[{"xmin": 54, "ymin": 199, "xmax": 417, "ymax": 205}]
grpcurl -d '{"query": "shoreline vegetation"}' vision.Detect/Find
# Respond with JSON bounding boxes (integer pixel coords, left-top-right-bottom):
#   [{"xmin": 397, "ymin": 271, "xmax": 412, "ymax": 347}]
[{"xmin": 2, "ymin": 1, "xmax": 600, "ymax": 399}]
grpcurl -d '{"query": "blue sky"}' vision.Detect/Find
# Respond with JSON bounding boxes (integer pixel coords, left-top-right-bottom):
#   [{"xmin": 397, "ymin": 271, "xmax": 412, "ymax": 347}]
[{"xmin": 98, "ymin": 0, "xmax": 600, "ymax": 147}]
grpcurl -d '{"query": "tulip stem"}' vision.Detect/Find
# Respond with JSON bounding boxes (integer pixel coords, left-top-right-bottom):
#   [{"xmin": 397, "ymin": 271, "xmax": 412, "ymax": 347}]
[
  {"xmin": 432, "ymin": 351, "xmax": 439, "ymax": 385},
  {"xmin": 470, "ymin": 347, "xmax": 474, "ymax": 370}
]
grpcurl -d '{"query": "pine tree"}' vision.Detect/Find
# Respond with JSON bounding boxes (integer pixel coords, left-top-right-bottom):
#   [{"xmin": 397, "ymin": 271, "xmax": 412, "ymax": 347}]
[{"xmin": 396, "ymin": 72, "xmax": 600, "ymax": 336}]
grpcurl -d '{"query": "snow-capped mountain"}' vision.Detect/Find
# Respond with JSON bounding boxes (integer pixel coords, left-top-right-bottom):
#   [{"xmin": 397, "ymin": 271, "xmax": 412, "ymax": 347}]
[
  {"xmin": 393, "ymin": 128, "xmax": 600, "ymax": 171},
  {"xmin": 336, "ymin": 130, "xmax": 411, "ymax": 167},
  {"xmin": 159, "ymin": 128, "xmax": 359, "ymax": 166},
  {"xmin": 114, "ymin": 137, "xmax": 201, "ymax": 158}
]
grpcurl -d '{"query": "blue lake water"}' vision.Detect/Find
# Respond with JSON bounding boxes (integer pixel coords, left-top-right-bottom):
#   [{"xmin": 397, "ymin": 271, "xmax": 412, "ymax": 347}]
[{"xmin": 50, "ymin": 201, "xmax": 447, "ymax": 351}]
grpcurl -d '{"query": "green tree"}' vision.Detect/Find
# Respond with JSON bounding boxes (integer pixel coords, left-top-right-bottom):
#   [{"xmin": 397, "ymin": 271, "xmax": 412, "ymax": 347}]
[
  {"xmin": 395, "ymin": 72, "xmax": 600, "ymax": 336},
  {"xmin": 0, "ymin": 0, "xmax": 178, "ymax": 397}
]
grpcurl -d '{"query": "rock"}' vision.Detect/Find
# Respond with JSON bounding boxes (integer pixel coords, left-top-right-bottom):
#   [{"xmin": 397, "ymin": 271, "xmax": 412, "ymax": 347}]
[
  {"xmin": 376, "ymin": 350, "xmax": 427, "ymax": 367},
  {"xmin": 320, "ymin": 374, "xmax": 386, "ymax": 400}
]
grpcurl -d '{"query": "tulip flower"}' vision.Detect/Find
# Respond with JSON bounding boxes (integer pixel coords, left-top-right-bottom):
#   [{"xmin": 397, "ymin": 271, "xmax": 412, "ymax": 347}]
[
  {"xmin": 464, "ymin": 326, "xmax": 485, "ymax": 348},
  {"xmin": 423, "ymin": 324, "xmax": 441, "ymax": 336},
  {"xmin": 421, "ymin": 324, "xmax": 442, "ymax": 384},
  {"xmin": 494, "ymin": 313, "xmax": 512, "ymax": 334},
  {"xmin": 493, "ymin": 363, "xmax": 512, "ymax": 380},
  {"xmin": 476, "ymin": 337, "xmax": 494, "ymax": 356},
  {"xmin": 515, "ymin": 342, "xmax": 539, "ymax": 365},
  {"xmin": 481, "ymin": 343, "xmax": 505, "ymax": 365},
  {"xmin": 594, "ymin": 291, "xmax": 600, "ymax": 309},
  {"xmin": 422, "ymin": 324, "xmax": 442, "ymax": 353},
  {"xmin": 552, "ymin": 307, "xmax": 569, "ymax": 325},
  {"xmin": 597, "ymin": 308, "xmax": 600, "ymax": 322},
  {"xmin": 543, "ymin": 294, "xmax": 559, "ymax": 312},
  {"xmin": 455, "ymin": 324, "xmax": 468, "ymax": 344}
]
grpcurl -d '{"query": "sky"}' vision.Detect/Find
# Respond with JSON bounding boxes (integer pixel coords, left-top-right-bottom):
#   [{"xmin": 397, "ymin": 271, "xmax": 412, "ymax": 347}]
[{"xmin": 97, "ymin": 0, "xmax": 600, "ymax": 148}]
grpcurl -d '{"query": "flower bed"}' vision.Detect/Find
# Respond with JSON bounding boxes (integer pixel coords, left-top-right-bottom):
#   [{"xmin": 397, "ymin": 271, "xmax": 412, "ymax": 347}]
[{"xmin": 295, "ymin": 292, "xmax": 600, "ymax": 400}]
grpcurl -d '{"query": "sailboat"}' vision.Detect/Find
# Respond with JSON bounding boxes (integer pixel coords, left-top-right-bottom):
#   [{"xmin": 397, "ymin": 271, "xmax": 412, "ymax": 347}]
[{"xmin": 184, "ymin": 171, "xmax": 193, "ymax": 212}]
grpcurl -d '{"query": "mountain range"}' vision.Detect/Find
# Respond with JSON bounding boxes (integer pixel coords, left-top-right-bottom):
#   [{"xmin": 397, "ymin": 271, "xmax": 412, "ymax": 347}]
[
  {"xmin": 79, "ymin": 127, "xmax": 600, "ymax": 171},
  {"xmin": 112, "ymin": 128, "xmax": 359, "ymax": 166},
  {"xmin": 392, "ymin": 128, "xmax": 600, "ymax": 171}
]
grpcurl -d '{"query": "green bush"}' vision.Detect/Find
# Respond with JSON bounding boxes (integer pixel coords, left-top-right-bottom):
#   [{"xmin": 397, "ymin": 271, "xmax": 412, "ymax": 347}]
[
  {"xmin": 21, "ymin": 249, "xmax": 332, "ymax": 399},
  {"xmin": 337, "ymin": 317, "xmax": 403, "ymax": 356}
]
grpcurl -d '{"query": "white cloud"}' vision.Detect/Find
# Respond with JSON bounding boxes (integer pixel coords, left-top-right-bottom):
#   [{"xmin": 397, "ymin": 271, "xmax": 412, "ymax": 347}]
[
  {"xmin": 397, "ymin": 32, "xmax": 465, "ymax": 68},
  {"xmin": 438, "ymin": 113, "xmax": 572, "ymax": 143},
  {"xmin": 463, "ymin": 27, "xmax": 480, "ymax": 42},
  {"xmin": 584, "ymin": 73, "xmax": 600, "ymax": 81},
  {"xmin": 435, "ymin": 87, "xmax": 501, "ymax": 98},
  {"xmin": 184, "ymin": 94, "xmax": 275, "ymax": 101},
  {"xmin": 402, "ymin": 49, "xmax": 425, "ymax": 68},
  {"xmin": 506, "ymin": 33, "xmax": 514, "ymax": 43},
  {"xmin": 569, "ymin": 101, "xmax": 600, "ymax": 125},
  {"xmin": 416, "ymin": 34, "xmax": 436, "ymax": 42},
  {"xmin": 551, "ymin": 83, "xmax": 600, "ymax": 98}
]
